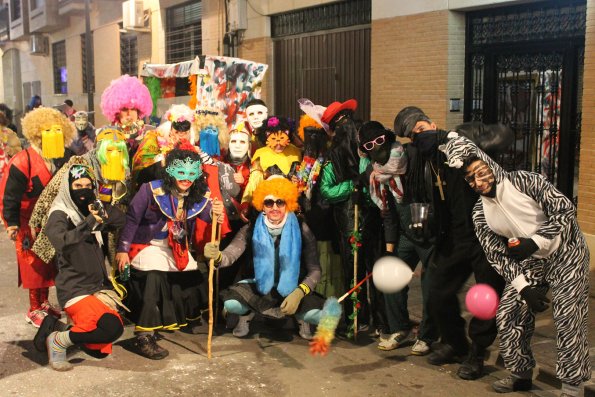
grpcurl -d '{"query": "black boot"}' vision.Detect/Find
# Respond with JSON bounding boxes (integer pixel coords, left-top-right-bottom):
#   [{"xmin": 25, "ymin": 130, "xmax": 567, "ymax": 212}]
[
  {"xmin": 34, "ymin": 315, "xmax": 69, "ymax": 352},
  {"xmin": 457, "ymin": 344, "xmax": 485, "ymax": 380}
]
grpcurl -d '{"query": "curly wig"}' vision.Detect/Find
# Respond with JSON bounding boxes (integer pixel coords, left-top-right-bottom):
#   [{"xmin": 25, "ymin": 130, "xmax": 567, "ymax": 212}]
[
  {"xmin": 100, "ymin": 75, "xmax": 153, "ymax": 123},
  {"xmin": 194, "ymin": 110, "xmax": 230, "ymax": 150},
  {"xmin": 165, "ymin": 104, "xmax": 195, "ymax": 124},
  {"xmin": 162, "ymin": 143, "xmax": 208, "ymax": 207},
  {"xmin": 297, "ymin": 114, "xmax": 322, "ymax": 141},
  {"xmin": 252, "ymin": 177, "xmax": 299, "ymax": 212},
  {"xmin": 21, "ymin": 107, "xmax": 76, "ymax": 150}
]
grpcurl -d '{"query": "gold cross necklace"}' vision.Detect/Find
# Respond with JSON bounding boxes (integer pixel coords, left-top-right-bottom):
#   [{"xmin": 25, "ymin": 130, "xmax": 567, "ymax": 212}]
[{"xmin": 429, "ymin": 161, "xmax": 446, "ymax": 201}]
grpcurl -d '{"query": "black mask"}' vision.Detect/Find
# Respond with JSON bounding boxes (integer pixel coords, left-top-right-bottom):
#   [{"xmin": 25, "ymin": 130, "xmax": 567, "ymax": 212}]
[
  {"xmin": 412, "ymin": 130, "xmax": 438, "ymax": 157},
  {"xmin": 70, "ymin": 188, "xmax": 95, "ymax": 215}
]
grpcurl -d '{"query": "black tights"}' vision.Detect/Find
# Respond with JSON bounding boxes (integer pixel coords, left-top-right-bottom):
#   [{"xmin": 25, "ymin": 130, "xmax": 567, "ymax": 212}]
[{"xmin": 69, "ymin": 313, "xmax": 123, "ymax": 345}]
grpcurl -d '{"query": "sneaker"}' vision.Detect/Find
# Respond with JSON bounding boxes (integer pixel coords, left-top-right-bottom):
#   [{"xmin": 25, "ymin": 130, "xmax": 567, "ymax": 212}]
[
  {"xmin": 25, "ymin": 309, "xmax": 48, "ymax": 328},
  {"xmin": 135, "ymin": 334, "xmax": 169, "ymax": 360},
  {"xmin": 411, "ymin": 339, "xmax": 431, "ymax": 356},
  {"xmin": 41, "ymin": 301, "xmax": 62, "ymax": 318},
  {"xmin": 297, "ymin": 319, "xmax": 313, "ymax": 341},
  {"xmin": 377, "ymin": 330, "xmax": 414, "ymax": 351},
  {"xmin": 427, "ymin": 343, "xmax": 466, "ymax": 365},
  {"xmin": 233, "ymin": 312, "xmax": 255, "ymax": 338},
  {"xmin": 492, "ymin": 376, "xmax": 532, "ymax": 393}
]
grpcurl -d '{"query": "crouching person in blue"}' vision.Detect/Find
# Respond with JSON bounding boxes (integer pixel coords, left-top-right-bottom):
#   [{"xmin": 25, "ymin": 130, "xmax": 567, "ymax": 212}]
[
  {"xmin": 204, "ymin": 177, "xmax": 324, "ymax": 340},
  {"xmin": 35, "ymin": 164, "xmax": 126, "ymax": 371}
]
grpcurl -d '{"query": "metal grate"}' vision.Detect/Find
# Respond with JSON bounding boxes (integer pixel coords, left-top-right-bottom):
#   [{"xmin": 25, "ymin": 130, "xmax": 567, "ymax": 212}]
[
  {"xmin": 52, "ymin": 40, "xmax": 67, "ymax": 94},
  {"xmin": 468, "ymin": 0, "xmax": 585, "ymax": 46},
  {"xmin": 166, "ymin": 1, "xmax": 202, "ymax": 64},
  {"xmin": 120, "ymin": 32, "xmax": 138, "ymax": 76},
  {"xmin": 81, "ymin": 33, "xmax": 95, "ymax": 93},
  {"xmin": 271, "ymin": 0, "xmax": 371, "ymax": 38}
]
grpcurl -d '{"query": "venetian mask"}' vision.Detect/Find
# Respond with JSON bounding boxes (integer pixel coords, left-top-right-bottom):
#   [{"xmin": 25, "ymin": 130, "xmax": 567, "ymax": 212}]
[
  {"xmin": 246, "ymin": 104, "xmax": 268, "ymax": 130},
  {"xmin": 166, "ymin": 157, "xmax": 202, "ymax": 182}
]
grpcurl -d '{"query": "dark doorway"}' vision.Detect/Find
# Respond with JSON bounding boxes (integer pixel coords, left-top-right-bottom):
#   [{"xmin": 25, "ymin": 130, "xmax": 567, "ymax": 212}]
[
  {"xmin": 464, "ymin": 0, "xmax": 585, "ymax": 201},
  {"xmin": 272, "ymin": 0, "xmax": 371, "ymax": 122}
]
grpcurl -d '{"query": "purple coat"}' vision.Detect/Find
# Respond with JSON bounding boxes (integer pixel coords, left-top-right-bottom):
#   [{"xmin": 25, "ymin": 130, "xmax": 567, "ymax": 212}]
[{"xmin": 117, "ymin": 181, "xmax": 212, "ymax": 253}]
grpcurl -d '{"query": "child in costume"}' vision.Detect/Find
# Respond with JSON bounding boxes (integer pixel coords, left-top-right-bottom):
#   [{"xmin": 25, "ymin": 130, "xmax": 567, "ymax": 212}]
[
  {"xmin": 0, "ymin": 107, "xmax": 75, "ymax": 327},
  {"xmin": 204, "ymin": 177, "xmax": 324, "ymax": 340},
  {"xmin": 36, "ymin": 164, "xmax": 126, "ymax": 371},
  {"xmin": 116, "ymin": 141, "xmax": 224, "ymax": 359},
  {"xmin": 100, "ymin": 74, "xmax": 153, "ymax": 156},
  {"xmin": 240, "ymin": 116, "xmax": 302, "ymax": 220}
]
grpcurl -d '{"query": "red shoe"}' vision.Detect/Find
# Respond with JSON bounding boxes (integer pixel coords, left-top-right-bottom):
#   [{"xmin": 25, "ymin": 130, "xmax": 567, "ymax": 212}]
[
  {"xmin": 25, "ymin": 309, "xmax": 48, "ymax": 328},
  {"xmin": 41, "ymin": 301, "xmax": 62, "ymax": 319}
]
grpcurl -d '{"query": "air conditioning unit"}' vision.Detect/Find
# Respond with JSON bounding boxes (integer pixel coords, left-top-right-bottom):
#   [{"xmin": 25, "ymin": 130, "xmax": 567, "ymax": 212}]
[
  {"xmin": 227, "ymin": 0, "xmax": 247, "ymax": 32},
  {"xmin": 123, "ymin": 0, "xmax": 145, "ymax": 29},
  {"xmin": 30, "ymin": 34, "xmax": 49, "ymax": 56}
]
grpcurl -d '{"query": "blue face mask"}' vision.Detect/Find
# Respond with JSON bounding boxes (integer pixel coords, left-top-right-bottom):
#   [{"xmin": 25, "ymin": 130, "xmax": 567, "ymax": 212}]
[
  {"xmin": 165, "ymin": 157, "xmax": 202, "ymax": 181},
  {"xmin": 199, "ymin": 126, "xmax": 220, "ymax": 156}
]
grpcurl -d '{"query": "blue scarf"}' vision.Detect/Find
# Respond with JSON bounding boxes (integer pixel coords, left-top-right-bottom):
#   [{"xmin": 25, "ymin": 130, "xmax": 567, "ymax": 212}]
[{"xmin": 252, "ymin": 212, "xmax": 302, "ymax": 297}]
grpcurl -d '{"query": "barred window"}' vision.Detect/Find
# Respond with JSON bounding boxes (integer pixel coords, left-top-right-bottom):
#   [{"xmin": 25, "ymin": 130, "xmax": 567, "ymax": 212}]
[
  {"xmin": 52, "ymin": 40, "xmax": 67, "ymax": 94},
  {"xmin": 166, "ymin": 1, "xmax": 201, "ymax": 63},
  {"xmin": 120, "ymin": 32, "xmax": 138, "ymax": 76},
  {"xmin": 10, "ymin": 0, "xmax": 21, "ymax": 21},
  {"xmin": 81, "ymin": 33, "xmax": 95, "ymax": 93}
]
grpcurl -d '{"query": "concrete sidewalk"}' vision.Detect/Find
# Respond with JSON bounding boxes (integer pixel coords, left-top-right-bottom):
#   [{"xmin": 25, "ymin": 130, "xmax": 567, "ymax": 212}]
[{"xmin": 403, "ymin": 269, "xmax": 595, "ymax": 396}]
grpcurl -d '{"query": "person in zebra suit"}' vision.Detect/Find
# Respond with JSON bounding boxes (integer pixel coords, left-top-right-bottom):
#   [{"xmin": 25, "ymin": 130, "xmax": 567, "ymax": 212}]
[{"xmin": 442, "ymin": 133, "xmax": 590, "ymax": 397}]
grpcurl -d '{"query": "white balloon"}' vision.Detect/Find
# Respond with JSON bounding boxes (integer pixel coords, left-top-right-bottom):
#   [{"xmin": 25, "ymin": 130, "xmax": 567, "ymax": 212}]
[{"xmin": 372, "ymin": 256, "xmax": 413, "ymax": 293}]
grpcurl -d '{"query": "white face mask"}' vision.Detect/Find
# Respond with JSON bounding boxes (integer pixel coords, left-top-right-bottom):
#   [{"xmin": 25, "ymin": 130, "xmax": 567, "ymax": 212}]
[
  {"xmin": 228, "ymin": 132, "xmax": 250, "ymax": 159},
  {"xmin": 246, "ymin": 104, "xmax": 268, "ymax": 129},
  {"xmin": 74, "ymin": 113, "xmax": 88, "ymax": 131}
]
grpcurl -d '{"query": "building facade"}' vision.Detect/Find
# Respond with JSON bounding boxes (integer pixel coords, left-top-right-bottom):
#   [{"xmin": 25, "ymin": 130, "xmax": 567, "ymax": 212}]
[{"xmin": 1, "ymin": 0, "xmax": 593, "ymax": 266}]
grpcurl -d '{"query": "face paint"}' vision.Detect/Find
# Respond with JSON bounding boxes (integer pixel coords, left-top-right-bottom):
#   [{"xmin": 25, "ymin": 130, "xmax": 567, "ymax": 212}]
[
  {"xmin": 166, "ymin": 157, "xmax": 202, "ymax": 182},
  {"xmin": 228, "ymin": 131, "xmax": 250, "ymax": 159},
  {"xmin": 265, "ymin": 131, "xmax": 290, "ymax": 153},
  {"xmin": 74, "ymin": 113, "xmax": 89, "ymax": 131},
  {"xmin": 246, "ymin": 104, "xmax": 268, "ymax": 129},
  {"xmin": 464, "ymin": 160, "xmax": 496, "ymax": 197}
]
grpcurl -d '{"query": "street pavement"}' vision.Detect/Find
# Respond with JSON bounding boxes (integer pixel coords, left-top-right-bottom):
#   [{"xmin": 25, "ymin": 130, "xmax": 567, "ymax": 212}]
[{"xmin": 0, "ymin": 232, "xmax": 591, "ymax": 397}]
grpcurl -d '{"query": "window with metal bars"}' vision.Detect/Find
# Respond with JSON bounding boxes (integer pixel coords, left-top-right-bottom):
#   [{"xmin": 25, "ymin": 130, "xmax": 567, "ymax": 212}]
[
  {"xmin": 120, "ymin": 32, "xmax": 138, "ymax": 76},
  {"xmin": 166, "ymin": 1, "xmax": 201, "ymax": 64},
  {"xmin": 52, "ymin": 40, "xmax": 67, "ymax": 94},
  {"xmin": 10, "ymin": 0, "xmax": 21, "ymax": 21},
  {"xmin": 81, "ymin": 33, "xmax": 95, "ymax": 93}
]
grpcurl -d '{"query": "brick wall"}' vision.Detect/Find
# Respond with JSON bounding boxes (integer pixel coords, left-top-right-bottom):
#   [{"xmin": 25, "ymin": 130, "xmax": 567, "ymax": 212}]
[
  {"xmin": 578, "ymin": 0, "xmax": 595, "ymax": 266},
  {"xmin": 238, "ymin": 36, "xmax": 273, "ymax": 108},
  {"xmin": 371, "ymin": 10, "xmax": 450, "ymax": 130}
]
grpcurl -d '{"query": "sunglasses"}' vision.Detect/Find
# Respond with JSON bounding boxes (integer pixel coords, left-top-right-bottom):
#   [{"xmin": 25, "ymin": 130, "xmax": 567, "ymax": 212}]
[
  {"xmin": 263, "ymin": 199, "xmax": 286, "ymax": 208},
  {"xmin": 362, "ymin": 135, "xmax": 386, "ymax": 151}
]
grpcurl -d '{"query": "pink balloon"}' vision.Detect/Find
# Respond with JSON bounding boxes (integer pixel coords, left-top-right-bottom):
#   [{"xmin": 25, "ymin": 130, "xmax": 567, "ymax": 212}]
[{"xmin": 465, "ymin": 284, "xmax": 499, "ymax": 320}]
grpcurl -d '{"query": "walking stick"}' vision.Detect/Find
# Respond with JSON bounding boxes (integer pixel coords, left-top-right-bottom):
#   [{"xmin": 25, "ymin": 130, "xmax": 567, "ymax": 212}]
[
  {"xmin": 214, "ymin": 222, "xmax": 222, "ymax": 327},
  {"xmin": 207, "ymin": 217, "xmax": 220, "ymax": 359},
  {"xmin": 353, "ymin": 191, "xmax": 359, "ymax": 341}
]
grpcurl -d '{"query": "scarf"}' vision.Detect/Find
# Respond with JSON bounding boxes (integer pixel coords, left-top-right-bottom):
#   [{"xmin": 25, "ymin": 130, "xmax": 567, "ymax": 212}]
[
  {"xmin": 369, "ymin": 142, "xmax": 407, "ymax": 210},
  {"xmin": 252, "ymin": 212, "xmax": 301, "ymax": 297}
]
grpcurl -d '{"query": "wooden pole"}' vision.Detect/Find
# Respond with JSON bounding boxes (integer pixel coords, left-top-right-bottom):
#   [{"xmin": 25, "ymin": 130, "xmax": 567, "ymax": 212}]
[
  {"xmin": 353, "ymin": 194, "xmax": 359, "ymax": 341},
  {"xmin": 207, "ymin": 218, "xmax": 219, "ymax": 359}
]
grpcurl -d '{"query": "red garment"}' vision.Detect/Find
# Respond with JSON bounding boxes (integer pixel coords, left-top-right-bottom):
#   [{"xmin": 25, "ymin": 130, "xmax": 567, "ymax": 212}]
[
  {"xmin": 0, "ymin": 148, "xmax": 56, "ymax": 288},
  {"xmin": 232, "ymin": 162, "xmax": 250, "ymax": 196},
  {"xmin": 65, "ymin": 295, "xmax": 122, "ymax": 354},
  {"xmin": 193, "ymin": 164, "xmax": 231, "ymax": 251}
]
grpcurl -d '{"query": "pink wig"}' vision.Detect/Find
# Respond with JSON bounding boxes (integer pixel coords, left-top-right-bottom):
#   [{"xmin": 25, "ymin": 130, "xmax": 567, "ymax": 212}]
[{"xmin": 100, "ymin": 75, "xmax": 153, "ymax": 123}]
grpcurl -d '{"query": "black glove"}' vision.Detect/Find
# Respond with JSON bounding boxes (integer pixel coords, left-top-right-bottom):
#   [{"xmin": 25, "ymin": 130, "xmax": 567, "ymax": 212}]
[
  {"xmin": 507, "ymin": 237, "xmax": 539, "ymax": 261},
  {"xmin": 520, "ymin": 286, "xmax": 550, "ymax": 312}
]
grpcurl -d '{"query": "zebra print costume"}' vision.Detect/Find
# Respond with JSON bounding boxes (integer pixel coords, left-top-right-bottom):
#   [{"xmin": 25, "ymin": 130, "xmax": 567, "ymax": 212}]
[{"xmin": 442, "ymin": 134, "xmax": 591, "ymax": 387}]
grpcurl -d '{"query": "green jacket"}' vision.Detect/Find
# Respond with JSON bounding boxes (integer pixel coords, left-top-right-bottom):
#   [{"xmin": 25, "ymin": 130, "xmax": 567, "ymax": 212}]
[{"xmin": 319, "ymin": 161, "xmax": 353, "ymax": 204}]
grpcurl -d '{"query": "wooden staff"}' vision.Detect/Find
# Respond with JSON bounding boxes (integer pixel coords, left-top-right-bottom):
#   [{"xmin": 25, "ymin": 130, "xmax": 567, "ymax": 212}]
[
  {"xmin": 353, "ymin": 191, "xmax": 359, "ymax": 341},
  {"xmin": 207, "ymin": 216, "xmax": 220, "ymax": 359}
]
